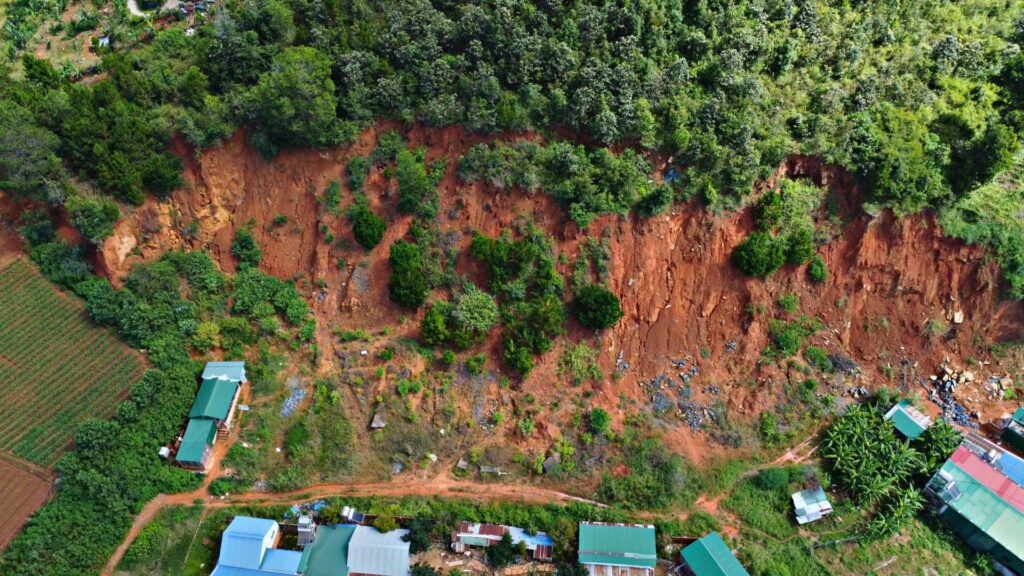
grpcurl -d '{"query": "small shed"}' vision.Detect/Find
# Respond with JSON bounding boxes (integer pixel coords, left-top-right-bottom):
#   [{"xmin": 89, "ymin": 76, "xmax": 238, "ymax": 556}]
[
  {"xmin": 679, "ymin": 532, "xmax": 749, "ymax": 576},
  {"xmin": 792, "ymin": 486, "xmax": 833, "ymax": 525},
  {"xmin": 1001, "ymin": 407, "xmax": 1024, "ymax": 454},
  {"xmin": 884, "ymin": 400, "xmax": 933, "ymax": 440}
]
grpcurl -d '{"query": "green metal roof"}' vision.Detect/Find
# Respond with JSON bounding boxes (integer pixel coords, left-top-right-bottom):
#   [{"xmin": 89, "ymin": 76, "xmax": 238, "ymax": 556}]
[
  {"xmin": 303, "ymin": 524, "xmax": 355, "ymax": 576},
  {"xmin": 578, "ymin": 523, "xmax": 656, "ymax": 568},
  {"xmin": 189, "ymin": 378, "xmax": 238, "ymax": 420},
  {"xmin": 886, "ymin": 401, "xmax": 927, "ymax": 440},
  {"xmin": 939, "ymin": 459, "xmax": 1024, "ymax": 562},
  {"xmin": 680, "ymin": 532, "xmax": 749, "ymax": 576},
  {"xmin": 1013, "ymin": 407, "xmax": 1024, "ymax": 424},
  {"xmin": 178, "ymin": 418, "xmax": 217, "ymax": 464}
]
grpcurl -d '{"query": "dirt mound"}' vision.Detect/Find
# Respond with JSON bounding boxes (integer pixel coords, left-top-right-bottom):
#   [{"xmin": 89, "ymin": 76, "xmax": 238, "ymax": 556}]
[{"xmin": 97, "ymin": 125, "xmax": 1024, "ymax": 462}]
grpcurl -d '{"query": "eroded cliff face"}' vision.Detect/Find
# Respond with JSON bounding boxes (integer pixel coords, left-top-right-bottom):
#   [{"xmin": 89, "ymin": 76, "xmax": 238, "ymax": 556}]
[{"xmin": 97, "ymin": 126, "xmax": 1024, "ymax": 462}]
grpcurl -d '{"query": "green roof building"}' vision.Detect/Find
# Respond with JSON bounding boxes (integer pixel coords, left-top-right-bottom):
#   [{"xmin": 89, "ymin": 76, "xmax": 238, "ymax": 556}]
[
  {"xmin": 925, "ymin": 444, "xmax": 1024, "ymax": 574},
  {"xmin": 679, "ymin": 532, "xmax": 749, "ymax": 576},
  {"xmin": 884, "ymin": 400, "xmax": 932, "ymax": 440},
  {"xmin": 1001, "ymin": 407, "xmax": 1024, "ymax": 454},
  {"xmin": 176, "ymin": 361, "xmax": 245, "ymax": 471},
  {"xmin": 578, "ymin": 523, "xmax": 656, "ymax": 576}
]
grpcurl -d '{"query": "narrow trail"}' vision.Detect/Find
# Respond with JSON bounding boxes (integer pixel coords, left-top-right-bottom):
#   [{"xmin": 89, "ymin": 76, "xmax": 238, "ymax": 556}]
[{"xmin": 103, "ymin": 467, "xmax": 602, "ymax": 575}]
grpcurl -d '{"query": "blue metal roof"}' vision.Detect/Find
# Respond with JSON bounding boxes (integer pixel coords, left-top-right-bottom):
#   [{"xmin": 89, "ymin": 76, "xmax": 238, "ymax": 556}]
[
  {"xmin": 506, "ymin": 526, "xmax": 554, "ymax": 548},
  {"xmin": 260, "ymin": 549, "xmax": 304, "ymax": 574},
  {"xmin": 203, "ymin": 361, "xmax": 247, "ymax": 382},
  {"xmin": 998, "ymin": 450, "xmax": 1024, "ymax": 489},
  {"xmin": 219, "ymin": 517, "xmax": 277, "ymax": 570}
]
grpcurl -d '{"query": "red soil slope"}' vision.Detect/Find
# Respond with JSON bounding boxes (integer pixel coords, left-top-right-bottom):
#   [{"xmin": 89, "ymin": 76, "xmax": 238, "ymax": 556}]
[{"xmin": 97, "ymin": 125, "xmax": 1024, "ymax": 462}]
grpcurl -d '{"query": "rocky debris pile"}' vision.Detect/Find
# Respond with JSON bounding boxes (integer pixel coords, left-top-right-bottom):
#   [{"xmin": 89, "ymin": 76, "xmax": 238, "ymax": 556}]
[
  {"xmin": 847, "ymin": 385, "xmax": 869, "ymax": 398},
  {"xmin": 923, "ymin": 363, "xmax": 1013, "ymax": 428},
  {"xmin": 615, "ymin": 350, "xmax": 629, "ymax": 371},
  {"xmin": 726, "ymin": 340, "xmax": 738, "ymax": 353},
  {"xmin": 829, "ymin": 354, "xmax": 859, "ymax": 374},
  {"xmin": 677, "ymin": 398, "xmax": 716, "ymax": 431},
  {"xmin": 281, "ymin": 386, "xmax": 307, "ymax": 417}
]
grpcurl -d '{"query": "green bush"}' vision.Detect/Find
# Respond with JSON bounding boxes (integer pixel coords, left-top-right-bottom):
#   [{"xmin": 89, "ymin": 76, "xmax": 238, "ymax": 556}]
[
  {"xmin": 573, "ymin": 284, "xmax": 623, "ymax": 329},
  {"xmin": 232, "ymin": 227, "xmax": 262, "ymax": 268},
  {"xmin": 396, "ymin": 149, "xmax": 438, "ymax": 218},
  {"xmin": 351, "ymin": 203, "xmax": 386, "ymax": 249},
  {"xmin": 388, "ymin": 240, "xmax": 428, "ymax": 309},
  {"xmin": 589, "ymin": 408, "xmax": 611, "ymax": 435},
  {"xmin": 755, "ymin": 467, "xmax": 790, "ymax": 491},
  {"xmin": 65, "ymin": 194, "xmax": 119, "ymax": 244},
  {"xmin": 322, "ymin": 180, "xmax": 341, "ymax": 212},
  {"xmin": 803, "ymin": 346, "xmax": 832, "ymax": 372},
  {"xmin": 348, "ymin": 156, "xmax": 371, "ymax": 191},
  {"xmin": 733, "ymin": 232, "xmax": 787, "ymax": 277},
  {"xmin": 808, "ymin": 255, "xmax": 827, "ymax": 283}
]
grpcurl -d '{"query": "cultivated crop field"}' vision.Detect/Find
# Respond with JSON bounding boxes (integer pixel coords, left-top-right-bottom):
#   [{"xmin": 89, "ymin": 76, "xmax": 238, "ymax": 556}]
[
  {"xmin": 0, "ymin": 457, "xmax": 51, "ymax": 551},
  {"xmin": 0, "ymin": 259, "xmax": 145, "ymax": 468}
]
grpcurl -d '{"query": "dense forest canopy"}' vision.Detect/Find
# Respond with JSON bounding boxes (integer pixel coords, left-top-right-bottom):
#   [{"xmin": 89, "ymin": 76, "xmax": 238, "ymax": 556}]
[{"xmin": 2, "ymin": 0, "xmax": 1024, "ymax": 214}]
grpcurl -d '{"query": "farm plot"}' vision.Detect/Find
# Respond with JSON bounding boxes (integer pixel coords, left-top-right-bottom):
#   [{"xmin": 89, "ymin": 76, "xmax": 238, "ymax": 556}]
[
  {"xmin": 0, "ymin": 457, "xmax": 51, "ymax": 552},
  {"xmin": 0, "ymin": 259, "xmax": 145, "ymax": 468}
]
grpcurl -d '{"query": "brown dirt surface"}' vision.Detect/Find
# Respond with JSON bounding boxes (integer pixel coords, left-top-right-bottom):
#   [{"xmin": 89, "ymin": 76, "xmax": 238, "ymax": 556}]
[
  {"xmin": 97, "ymin": 125, "xmax": 1024, "ymax": 464},
  {"xmin": 0, "ymin": 456, "xmax": 52, "ymax": 552}
]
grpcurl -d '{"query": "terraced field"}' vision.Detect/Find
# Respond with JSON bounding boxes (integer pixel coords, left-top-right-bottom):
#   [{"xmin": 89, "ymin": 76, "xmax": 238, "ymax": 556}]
[{"xmin": 0, "ymin": 259, "xmax": 145, "ymax": 468}]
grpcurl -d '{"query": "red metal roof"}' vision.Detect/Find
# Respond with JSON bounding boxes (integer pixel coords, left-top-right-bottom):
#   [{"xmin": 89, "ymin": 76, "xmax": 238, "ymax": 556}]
[
  {"xmin": 457, "ymin": 522, "xmax": 507, "ymax": 537},
  {"xmin": 950, "ymin": 446, "xmax": 1024, "ymax": 514}
]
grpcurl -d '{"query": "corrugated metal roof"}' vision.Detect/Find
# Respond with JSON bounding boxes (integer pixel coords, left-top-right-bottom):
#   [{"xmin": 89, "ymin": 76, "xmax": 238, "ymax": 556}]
[
  {"xmin": 1013, "ymin": 407, "xmax": 1024, "ymax": 424},
  {"xmin": 218, "ymin": 517, "xmax": 277, "ymax": 570},
  {"xmin": 304, "ymin": 524, "xmax": 356, "ymax": 576},
  {"xmin": 884, "ymin": 401, "xmax": 929, "ymax": 440},
  {"xmin": 950, "ymin": 447, "xmax": 1024, "ymax": 513},
  {"xmin": 203, "ymin": 361, "xmax": 248, "ymax": 382},
  {"xmin": 996, "ymin": 449, "xmax": 1024, "ymax": 489},
  {"xmin": 211, "ymin": 566, "xmax": 279, "ymax": 576},
  {"xmin": 178, "ymin": 418, "xmax": 217, "ymax": 464},
  {"xmin": 260, "ymin": 549, "xmax": 303, "ymax": 574},
  {"xmin": 506, "ymin": 526, "xmax": 553, "ymax": 548},
  {"xmin": 578, "ymin": 523, "xmax": 656, "ymax": 568},
  {"xmin": 792, "ymin": 486, "xmax": 832, "ymax": 524},
  {"xmin": 940, "ymin": 455, "xmax": 1024, "ymax": 562},
  {"xmin": 680, "ymin": 533, "xmax": 749, "ymax": 576},
  {"xmin": 190, "ymin": 378, "xmax": 238, "ymax": 420},
  {"xmin": 348, "ymin": 526, "xmax": 410, "ymax": 576}
]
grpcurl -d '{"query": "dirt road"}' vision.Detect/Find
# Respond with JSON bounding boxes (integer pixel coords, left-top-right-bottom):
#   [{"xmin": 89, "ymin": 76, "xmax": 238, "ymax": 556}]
[{"xmin": 102, "ymin": 470, "xmax": 603, "ymax": 575}]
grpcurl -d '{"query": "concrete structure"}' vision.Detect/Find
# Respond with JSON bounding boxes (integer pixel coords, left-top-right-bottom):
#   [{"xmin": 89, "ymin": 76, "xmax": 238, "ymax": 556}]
[
  {"xmin": 679, "ymin": 532, "xmax": 749, "ymax": 576},
  {"xmin": 884, "ymin": 400, "xmax": 933, "ymax": 440},
  {"xmin": 211, "ymin": 516, "xmax": 305, "ymax": 576},
  {"xmin": 578, "ymin": 523, "xmax": 656, "ymax": 576},
  {"xmin": 925, "ymin": 441, "xmax": 1024, "ymax": 575},
  {"xmin": 451, "ymin": 521, "xmax": 554, "ymax": 561},
  {"xmin": 177, "ymin": 361, "xmax": 245, "ymax": 470},
  {"xmin": 792, "ymin": 486, "xmax": 833, "ymax": 525}
]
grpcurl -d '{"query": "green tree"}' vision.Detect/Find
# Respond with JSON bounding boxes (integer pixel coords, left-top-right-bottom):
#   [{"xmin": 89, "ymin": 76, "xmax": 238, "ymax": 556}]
[
  {"xmin": 420, "ymin": 301, "xmax": 451, "ymax": 346},
  {"xmin": 249, "ymin": 47, "xmax": 340, "ymax": 155},
  {"xmin": 450, "ymin": 284, "xmax": 498, "ymax": 347},
  {"xmin": 373, "ymin": 515, "xmax": 399, "ymax": 533},
  {"xmin": 485, "ymin": 532, "xmax": 518, "ymax": 568},
  {"xmin": 388, "ymin": 240, "xmax": 428, "ymax": 309},
  {"xmin": 65, "ymin": 195, "xmax": 120, "ymax": 244},
  {"xmin": 232, "ymin": 227, "xmax": 262, "ymax": 268},
  {"xmin": 573, "ymin": 284, "xmax": 623, "ymax": 329},
  {"xmin": 0, "ymin": 103, "xmax": 65, "ymax": 202},
  {"xmin": 351, "ymin": 203, "xmax": 386, "ymax": 249},
  {"xmin": 808, "ymin": 255, "xmax": 827, "ymax": 283},
  {"xmin": 732, "ymin": 232, "xmax": 787, "ymax": 277},
  {"xmin": 396, "ymin": 149, "xmax": 438, "ymax": 218},
  {"xmin": 589, "ymin": 408, "xmax": 610, "ymax": 436},
  {"xmin": 402, "ymin": 517, "xmax": 432, "ymax": 554}
]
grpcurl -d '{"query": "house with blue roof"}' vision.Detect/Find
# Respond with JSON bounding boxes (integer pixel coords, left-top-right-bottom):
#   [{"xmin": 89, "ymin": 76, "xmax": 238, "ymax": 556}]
[
  {"xmin": 177, "ymin": 361, "xmax": 246, "ymax": 470},
  {"xmin": 451, "ymin": 521, "xmax": 554, "ymax": 561},
  {"xmin": 211, "ymin": 516, "xmax": 307, "ymax": 576}
]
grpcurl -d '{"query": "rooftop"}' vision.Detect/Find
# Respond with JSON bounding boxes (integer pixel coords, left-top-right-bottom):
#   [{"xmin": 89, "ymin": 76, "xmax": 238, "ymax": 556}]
[
  {"xmin": 303, "ymin": 524, "xmax": 356, "ymax": 576},
  {"xmin": 884, "ymin": 400, "xmax": 932, "ymax": 440},
  {"xmin": 578, "ymin": 523, "xmax": 656, "ymax": 568},
  {"xmin": 178, "ymin": 417, "xmax": 216, "ymax": 464},
  {"xmin": 189, "ymin": 378, "xmax": 239, "ymax": 420},
  {"xmin": 348, "ymin": 526, "xmax": 411, "ymax": 576},
  {"xmin": 933, "ymin": 446, "xmax": 1024, "ymax": 562},
  {"xmin": 203, "ymin": 361, "xmax": 248, "ymax": 383},
  {"xmin": 680, "ymin": 532, "xmax": 749, "ymax": 576},
  {"xmin": 211, "ymin": 516, "xmax": 304, "ymax": 576},
  {"xmin": 792, "ymin": 486, "xmax": 833, "ymax": 525}
]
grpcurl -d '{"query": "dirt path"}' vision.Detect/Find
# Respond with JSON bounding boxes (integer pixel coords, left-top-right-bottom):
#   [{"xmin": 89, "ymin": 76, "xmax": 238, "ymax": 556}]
[{"xmin": 103, "ymin": 467, "xmax": 602, "ymax": 575}]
